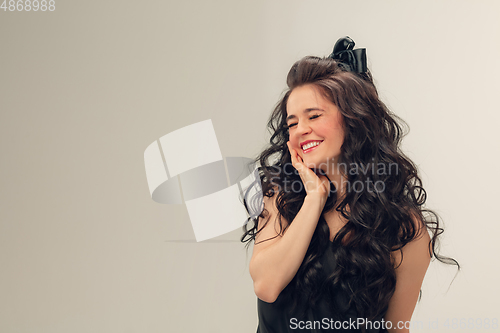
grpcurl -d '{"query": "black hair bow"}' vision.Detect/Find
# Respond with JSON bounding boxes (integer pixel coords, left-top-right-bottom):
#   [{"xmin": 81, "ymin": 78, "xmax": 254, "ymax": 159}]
[{"xmin": 328, "ymin": 36, "xmax": 367, "ymax": 74}]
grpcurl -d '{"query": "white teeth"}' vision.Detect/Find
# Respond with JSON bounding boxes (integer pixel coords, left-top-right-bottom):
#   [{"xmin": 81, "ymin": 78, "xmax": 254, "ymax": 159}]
[{"xmin": 302, "ymin": 141, "xmax": 322, "ymax": 150}]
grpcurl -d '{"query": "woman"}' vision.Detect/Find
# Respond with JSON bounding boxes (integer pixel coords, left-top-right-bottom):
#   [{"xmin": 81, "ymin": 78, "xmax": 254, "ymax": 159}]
[{"xmin": 241, "ymin": 37, "xmax": 458, "ymax": 333}]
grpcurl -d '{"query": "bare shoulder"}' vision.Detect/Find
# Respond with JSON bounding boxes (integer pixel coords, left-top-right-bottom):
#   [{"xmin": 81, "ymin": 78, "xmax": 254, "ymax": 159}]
[
  {"xmin": 391, "ymin": 211, "xmax": 432, "ymax": 267},
  {"xmin": 385, "ymin": 211, "xmax": 432, "ymax": 330}
]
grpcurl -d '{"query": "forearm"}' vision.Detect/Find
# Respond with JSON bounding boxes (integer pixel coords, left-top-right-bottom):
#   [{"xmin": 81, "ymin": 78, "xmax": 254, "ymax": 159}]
[{"xmin": 250, "ymin": 195, "xmax": 324, "ymax": 302}]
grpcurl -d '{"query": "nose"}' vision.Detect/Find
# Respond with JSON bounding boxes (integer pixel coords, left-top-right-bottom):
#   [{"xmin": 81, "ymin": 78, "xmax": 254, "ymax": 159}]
[{"xmin": 295, "ymin": 120, "xmax": 311, "ymax": 137}]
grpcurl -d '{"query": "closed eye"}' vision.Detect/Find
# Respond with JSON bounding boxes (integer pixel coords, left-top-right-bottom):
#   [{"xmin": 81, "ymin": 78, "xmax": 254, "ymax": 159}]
[{"xmin": 286, "ymin": 114, "xmax": 321, "ymax": 129}]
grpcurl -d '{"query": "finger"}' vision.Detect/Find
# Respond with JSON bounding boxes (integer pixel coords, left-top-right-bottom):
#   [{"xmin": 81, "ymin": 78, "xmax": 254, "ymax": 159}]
[
  {"xmin": 287, "ymin": 141, "xmax": 300, "ymax": 168},
  {"xmin": 286, "ymin": 141, "xmax": 294, "ymax": 160},
  {"xmin": 319, "ymin": 175, "xmax": 331, "ymax": 193},
  {"xmin": 291, "ymin": 143, "xmax": 305, "ymax": 165}
]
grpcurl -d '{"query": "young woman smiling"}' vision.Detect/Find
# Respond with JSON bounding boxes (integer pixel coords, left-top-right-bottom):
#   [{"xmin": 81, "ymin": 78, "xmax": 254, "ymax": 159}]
[{"xmin": 241, "ymin": 37, "xmax": 459, "ymax": 333}]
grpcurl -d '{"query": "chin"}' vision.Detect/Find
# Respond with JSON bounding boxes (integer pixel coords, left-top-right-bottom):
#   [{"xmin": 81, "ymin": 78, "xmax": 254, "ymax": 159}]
[
  {"xmin": 303, "ymin": 158, "xmax": 324, "ymax": 170},
  {"xmin": 303, "ymin": 156, "xmax": 335, "ymax": 172}
]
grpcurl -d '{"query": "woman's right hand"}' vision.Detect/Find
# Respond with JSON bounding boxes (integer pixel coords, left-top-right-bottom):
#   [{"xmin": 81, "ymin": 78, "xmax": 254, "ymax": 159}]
[
  {"xmin": 286, "ymin": 141, "xmax": 331, "ymax": 208},
  {"xmin": 249, "ymin": 142, "xmax": 332, "ymax": 303}
]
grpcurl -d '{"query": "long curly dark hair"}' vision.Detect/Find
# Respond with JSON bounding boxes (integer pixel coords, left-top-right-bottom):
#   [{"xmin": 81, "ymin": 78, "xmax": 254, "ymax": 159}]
[{"xmin": 241, "ymin": 55, "xmax": 459, "ymax": 322}]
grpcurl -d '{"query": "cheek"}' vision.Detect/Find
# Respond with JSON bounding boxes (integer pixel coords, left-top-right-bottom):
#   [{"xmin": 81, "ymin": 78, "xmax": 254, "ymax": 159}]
[
  {"xmin": 316, "ymin": 123, "xmax": 336, "ymax": 138},
  {"xmin": 333, "ymin": 131, "xmax": 345, "ymax": 149},
  {"xmin": 324, "ymin": 119, "xmax": 344, "ymax": 140},
  {"xmin": 334, "ymin": 127, "xmax": 345, "ymax": 141}
]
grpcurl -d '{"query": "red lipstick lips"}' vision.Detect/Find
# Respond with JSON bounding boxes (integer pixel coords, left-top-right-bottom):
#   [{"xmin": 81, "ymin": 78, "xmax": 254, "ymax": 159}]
[{"xmin": 300, "ymin": 140, "xmax": 323, "ymax": 153}]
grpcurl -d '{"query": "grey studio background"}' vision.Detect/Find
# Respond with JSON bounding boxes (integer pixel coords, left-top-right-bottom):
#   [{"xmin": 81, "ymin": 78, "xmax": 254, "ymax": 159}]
[{"xmin": 1, "ymin": 1, "xmax": 499, "ymax": 332}]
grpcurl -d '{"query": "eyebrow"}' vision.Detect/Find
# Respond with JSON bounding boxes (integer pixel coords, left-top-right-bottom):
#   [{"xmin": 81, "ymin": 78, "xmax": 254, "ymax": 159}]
[{"xmin": 286, "ymin": 108, "xmax": 325, "ymax": 122}]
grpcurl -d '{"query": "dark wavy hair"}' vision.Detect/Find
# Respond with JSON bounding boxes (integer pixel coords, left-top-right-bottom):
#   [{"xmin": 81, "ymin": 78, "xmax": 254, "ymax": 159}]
[{"xmin": 241, "ymin": 56, "xmax": 459, "ymax": 322}]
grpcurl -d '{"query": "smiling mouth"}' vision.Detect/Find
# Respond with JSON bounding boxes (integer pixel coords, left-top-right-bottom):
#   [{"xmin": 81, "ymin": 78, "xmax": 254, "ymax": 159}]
[{"xmin": 301, "ymin": 141, "xmax": 323, "ymax": 153}]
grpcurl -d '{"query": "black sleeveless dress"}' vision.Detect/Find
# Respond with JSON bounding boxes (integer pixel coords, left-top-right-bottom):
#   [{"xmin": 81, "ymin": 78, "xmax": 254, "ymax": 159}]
[{"xmin": 256, "ymin": 241, "xmax": 389, "ymax": 333}]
